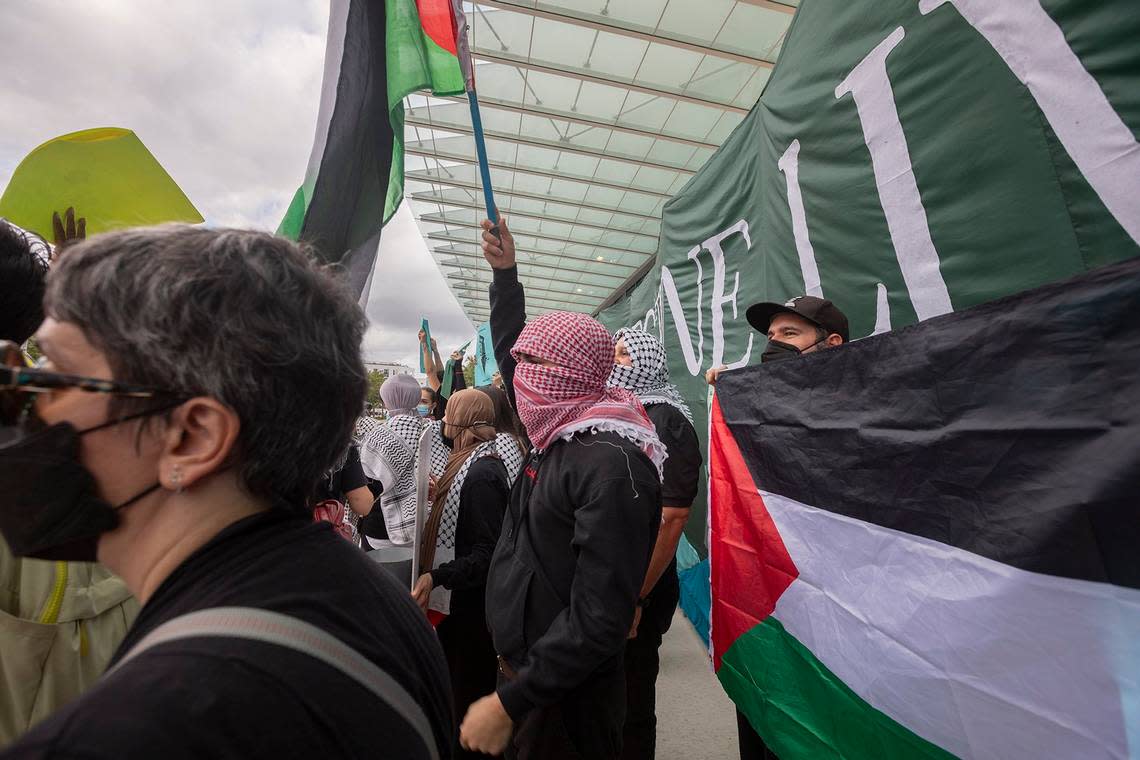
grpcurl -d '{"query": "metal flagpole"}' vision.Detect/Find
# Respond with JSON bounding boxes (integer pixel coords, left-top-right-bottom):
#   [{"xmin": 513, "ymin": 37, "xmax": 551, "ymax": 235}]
[{"xmin": 450, "ymin": 1, "xmax": 500, "ymax": 237}]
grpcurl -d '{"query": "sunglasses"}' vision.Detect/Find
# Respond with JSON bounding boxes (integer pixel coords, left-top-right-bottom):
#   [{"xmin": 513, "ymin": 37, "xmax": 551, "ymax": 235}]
[{"xmin": 1, "ymin": 340, "xmax": 179, "ymax": 426}]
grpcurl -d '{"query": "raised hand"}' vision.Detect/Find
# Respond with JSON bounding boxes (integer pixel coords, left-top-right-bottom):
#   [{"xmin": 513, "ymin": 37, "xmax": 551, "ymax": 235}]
[
  {"xmin": 51, "ymin": 207, "xmax": 86, "ymax": 259},
  {"xmin": 481, "ymin": 216, "xmax": 515, "ymax": 270}
]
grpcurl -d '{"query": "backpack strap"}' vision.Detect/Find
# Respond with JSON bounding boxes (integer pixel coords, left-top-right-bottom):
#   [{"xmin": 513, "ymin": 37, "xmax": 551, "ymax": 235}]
[{"xmin": 108, "ymin": 607, "xmax": 439, "ymax": 760}]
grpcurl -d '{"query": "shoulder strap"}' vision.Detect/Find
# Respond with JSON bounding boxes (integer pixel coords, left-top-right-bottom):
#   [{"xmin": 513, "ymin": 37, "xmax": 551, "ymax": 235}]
[{"xmin": 108, "ymin": 607, "xmax": 439, "ymax": 760}]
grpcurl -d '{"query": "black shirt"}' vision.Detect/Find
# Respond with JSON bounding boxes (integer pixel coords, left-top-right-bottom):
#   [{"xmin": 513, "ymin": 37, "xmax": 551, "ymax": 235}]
[
  {"xmin": 647, "ymin": 403, "xmax": 701, "ymax": 508},
  {"xmin": 486, "ymin": 266, "xmax": 663, "ymax": 721},
  {"xmin": 643, "ymin": 402, "xmax": 702, "ymax": 632},
  {"xmin": 2, "ymin": 510, "xmax": 452, "ymax": 760},
  {"xmin": 317, "ymin": 445, "xmax": 369, "ymax": 502}
]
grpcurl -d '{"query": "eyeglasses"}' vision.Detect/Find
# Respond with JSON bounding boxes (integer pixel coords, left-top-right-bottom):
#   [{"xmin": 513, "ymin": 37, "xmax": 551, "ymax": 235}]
[{"xmin": 1, "ymin": 340, "xmax": 179, "ymax": 425}]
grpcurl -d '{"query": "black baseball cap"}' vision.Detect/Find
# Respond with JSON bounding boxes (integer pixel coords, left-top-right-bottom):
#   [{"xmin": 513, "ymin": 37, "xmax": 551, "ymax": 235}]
[{"xmin": 746, "ymin": 295, "xmax": 850, "ymax": 342}]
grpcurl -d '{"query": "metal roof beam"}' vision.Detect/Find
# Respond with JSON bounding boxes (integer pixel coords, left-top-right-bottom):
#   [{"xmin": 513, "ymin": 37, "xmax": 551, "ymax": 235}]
[
  {"xmin": 737, "ymin": 0, "xmax": 797, "ymax": 14},
  {"xmin": 419, "ymin": 215, "xmax": 655, "ymax": 256},
  {"xmin": 422, "ymin": 95, "xmax": 719, "ymax": 150},
  {"xmin": 405, "ymin": 172, "xmax": 661, "ymax": 221},
  {"xmin": 475, "ymin": 1, "xmax": 775, "ymax": 68},
  {"xmin": 442, "ymin": 267, "xmax": 611, "ymax": 294},
  {"xmin": 405, "ymin": 146, "xmax": 675, "ymax": 199},
  {"xmin": 444, "ymin": 276, "xmax": 611, "ymax": 303},
  {"xmin": 432, "ymin": 248, "xmax": 633, "ymax": 282},
  {"xmin": 429, "ymin": 235, "xmax": 645, "ymax": 270},
  {"xmin": 452, "ymin": 285, "xmax": 602, "ymax": 309},
  {"xmin": 405, "ymin": 115, "xmax": 697, "ymax": 174},
  {"xmin": 472, "ymin": 50, "xmax": 750, "ymax": 115},
  {"xmin": 592, "ymin": 256, "xmax": 660, "ymax": 315},
  {"xmin": 409, "ymin": 191, "xmax": 659, "ymax": 238}
]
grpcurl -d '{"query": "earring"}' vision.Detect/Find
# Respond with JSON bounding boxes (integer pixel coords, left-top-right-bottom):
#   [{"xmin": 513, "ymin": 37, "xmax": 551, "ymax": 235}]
[{"xmin": 171, "ymin": 466, "xmax": 184, "ymax": 494}]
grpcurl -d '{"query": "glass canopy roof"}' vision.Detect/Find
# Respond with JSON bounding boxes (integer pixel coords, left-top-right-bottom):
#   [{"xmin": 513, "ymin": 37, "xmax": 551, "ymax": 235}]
[{"xmin": 405, "ymin": 0, "xmax": 797, "ymax": 322}]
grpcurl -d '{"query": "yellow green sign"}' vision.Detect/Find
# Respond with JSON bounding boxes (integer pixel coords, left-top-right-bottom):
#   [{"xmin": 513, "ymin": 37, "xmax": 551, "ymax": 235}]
[{"xmin": 0, "ymin": 127, "xmax": 202, "ymax": 239}]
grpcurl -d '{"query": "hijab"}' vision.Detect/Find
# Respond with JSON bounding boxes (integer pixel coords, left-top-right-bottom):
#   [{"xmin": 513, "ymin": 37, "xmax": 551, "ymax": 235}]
[
  {"xmin": 608, "ymin": 327, "xmax": 694, "ymax": 424},
  {"xmin": 419, "ymin": 389, "xmax": 497, "ymax": 572},
  {"xmin": 380, "ymin": 373, "xmax": 422, "ymax": 417},
  {"xmin": 510, "ymin": 311, "xmax": 664, "ymax": 475}
]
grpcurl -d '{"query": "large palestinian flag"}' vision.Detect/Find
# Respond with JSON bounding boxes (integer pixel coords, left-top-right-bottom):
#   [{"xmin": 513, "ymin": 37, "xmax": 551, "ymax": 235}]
[
  {"xmin": 709, "ymin": 257, "xmax": 1140, "ymax": 759},
  {"xmin": 278, "ymin": 0, "xmax": 465, "ymax": 298}
]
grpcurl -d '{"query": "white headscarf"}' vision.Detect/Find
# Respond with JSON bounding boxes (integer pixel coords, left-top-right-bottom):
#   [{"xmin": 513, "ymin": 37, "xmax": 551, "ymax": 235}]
[{"xmin": 380, "ymin": 373, "xmax": 423, "ymax": 416}]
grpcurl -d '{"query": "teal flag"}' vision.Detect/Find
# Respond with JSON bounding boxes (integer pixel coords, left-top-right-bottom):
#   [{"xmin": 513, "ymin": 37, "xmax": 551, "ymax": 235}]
[
  {"xmin": 441, "ymin": 341, "xmax": 470, "ymax": 399},
  {"xmin": 418, "ymin": 317, "xmax": 432, "ymax": 373},
  {"xmin": 473, "ymin": 322, "xmax": 498, "ymax": 387},
  {"xmin": 597, "ymin": 0, "xmax": 1140, "ymax": 661}
]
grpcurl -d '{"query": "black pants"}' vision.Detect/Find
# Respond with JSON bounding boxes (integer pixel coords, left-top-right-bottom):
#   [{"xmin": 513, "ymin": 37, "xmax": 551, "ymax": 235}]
[
  {"xmin": 737, "ymin": 710, "xmax": 780, "ymax": 760},
  {"xmin": 505, "ymin": 669, "xmax": 626, "ymax": 760},
  {"xmin": 438, "ymin": 602, "xmax": 498, "ymax": 760},
  {"xmin": 620, "ymin": 607, "xmax": 673, "ymax": 760}
]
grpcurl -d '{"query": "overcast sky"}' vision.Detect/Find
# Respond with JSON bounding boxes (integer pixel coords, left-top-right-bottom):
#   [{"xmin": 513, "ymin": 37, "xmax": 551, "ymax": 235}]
[{"xmin": 0, "ymin": 0, "xmax": 475, "ymax": 368}]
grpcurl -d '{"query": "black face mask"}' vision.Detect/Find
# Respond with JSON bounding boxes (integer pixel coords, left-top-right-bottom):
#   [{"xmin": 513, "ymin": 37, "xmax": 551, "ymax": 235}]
[
  {"xmin": 761, "ymin": 337, "xmax": 825, "ymax": 364},
  {"xmin": 0, "ymin": 409, "xmax": 169, "ymax": 562},
  {"xmin": 440, "ymin": 420, "xmax": 491, "ymax": 450}
]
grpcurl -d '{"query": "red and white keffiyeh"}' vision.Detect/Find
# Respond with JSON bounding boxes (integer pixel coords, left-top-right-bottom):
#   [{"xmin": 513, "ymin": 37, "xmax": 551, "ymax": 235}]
[{"xmin": 511, "ymin": 311, "xmax": 665, "ymax": 475}]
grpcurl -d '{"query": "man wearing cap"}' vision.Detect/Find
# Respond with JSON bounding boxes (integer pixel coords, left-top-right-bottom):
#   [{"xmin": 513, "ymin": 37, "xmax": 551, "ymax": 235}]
[
  {"xmin": 705, "ymin": 295, "xmax": 849, "ymax": 385},
  {"xmin": 704, "ymin": 294, "xmax": 849, "ymax": 760}
]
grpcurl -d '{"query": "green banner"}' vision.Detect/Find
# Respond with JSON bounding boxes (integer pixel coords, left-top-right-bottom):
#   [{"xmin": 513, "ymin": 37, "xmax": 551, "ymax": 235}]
[{"xmin": 599, "ymin": 0, "xmax": 1140, "ymax": 640}]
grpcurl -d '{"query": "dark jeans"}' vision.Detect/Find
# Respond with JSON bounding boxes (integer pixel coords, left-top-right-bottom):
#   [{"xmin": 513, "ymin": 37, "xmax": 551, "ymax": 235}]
[
  {"xmin": 504, "ymin": 668, "xmax": 626, "ymax": 760},
  {"xmin": 737, "ymin": 710, "xmax": 780, "ymax": 760},
  {"xmin": 620, "ymin": 607, "xmax": 672, "ymax": 760}
]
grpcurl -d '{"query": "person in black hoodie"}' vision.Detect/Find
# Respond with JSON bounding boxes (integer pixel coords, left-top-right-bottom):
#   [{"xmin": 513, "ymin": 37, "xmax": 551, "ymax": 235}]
[{"xmin": 459, "ymin": 218, "xmax": 663, "ymax": 760}]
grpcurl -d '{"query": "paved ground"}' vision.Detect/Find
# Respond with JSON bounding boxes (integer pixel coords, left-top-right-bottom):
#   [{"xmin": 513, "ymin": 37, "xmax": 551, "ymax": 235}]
[{"xmin": 655, "ymin": 609, "xmax": 738, "ymax": 759}]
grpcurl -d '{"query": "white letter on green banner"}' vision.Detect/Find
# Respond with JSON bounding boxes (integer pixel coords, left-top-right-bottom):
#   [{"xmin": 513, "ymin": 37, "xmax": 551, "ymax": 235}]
[
  {"xmin": 778, "ymin": 139, "xmax": 825, "ymax": 298},
  {"xmin": 836, "ymin": 27, "xmax": 954, "ymax": 321}
]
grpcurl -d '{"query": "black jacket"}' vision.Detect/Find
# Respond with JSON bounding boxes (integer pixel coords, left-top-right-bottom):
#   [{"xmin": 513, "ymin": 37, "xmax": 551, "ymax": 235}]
[
  {"xmin": 485, "ymin": 266, "xmax": 662, "ymax": 721},
  {"xmin": 3, "ymin": 511, "xmax": 452, "ymax": 760}
]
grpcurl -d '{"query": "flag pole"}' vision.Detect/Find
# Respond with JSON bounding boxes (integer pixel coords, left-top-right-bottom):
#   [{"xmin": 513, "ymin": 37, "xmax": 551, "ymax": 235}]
[{"xmin": 450, "ymin": 1, "xmax": 500, "ymax": 237}]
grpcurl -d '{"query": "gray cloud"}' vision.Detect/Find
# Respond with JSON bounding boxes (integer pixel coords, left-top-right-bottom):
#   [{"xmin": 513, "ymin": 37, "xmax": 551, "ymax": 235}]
[{"xmin": 0, "ymin": 1, "xmax": 476, "ymax": 369}]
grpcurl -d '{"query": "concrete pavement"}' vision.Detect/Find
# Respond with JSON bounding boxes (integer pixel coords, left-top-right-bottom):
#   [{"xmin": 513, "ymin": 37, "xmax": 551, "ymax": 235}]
[{"xmin": 655, "ymin": 610, "xmax": 738, "ymax": 759}]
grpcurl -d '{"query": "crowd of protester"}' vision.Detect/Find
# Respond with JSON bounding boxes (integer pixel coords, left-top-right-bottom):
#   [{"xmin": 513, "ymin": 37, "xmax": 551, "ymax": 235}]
[{"xmin": 0, "ymin": 210, "xmax": 849, "ymax": 759}]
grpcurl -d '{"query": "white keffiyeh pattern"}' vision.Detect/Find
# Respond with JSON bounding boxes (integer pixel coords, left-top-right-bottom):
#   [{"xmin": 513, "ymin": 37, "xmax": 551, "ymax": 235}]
[
  {"xmin": 428, "ymin": 420, "xmax": 524, "ymax": 485},
  {"xmin": 357, "ymin": 415, "xmax": 424, "ymax": 545},
  {"xmin": 426, "ymin": 420, "xmax": 450, "ymax": 478},
  {"xmin": 495, "ymin": 433, "xmax": 526, "ymax": 486},
  {"xmin": 608, "ymin": 328, "xmax": 694, "ymax": 425}
]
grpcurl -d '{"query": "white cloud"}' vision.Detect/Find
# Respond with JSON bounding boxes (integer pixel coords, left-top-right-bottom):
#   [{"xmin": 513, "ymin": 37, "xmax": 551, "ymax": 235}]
[
  {"xmin": 0, "ymin": 0, "xmax": 477, "ymax": 370},
  {"xmin": 362, "ymin": 203, "xmax": 475, "ymax": 367}
]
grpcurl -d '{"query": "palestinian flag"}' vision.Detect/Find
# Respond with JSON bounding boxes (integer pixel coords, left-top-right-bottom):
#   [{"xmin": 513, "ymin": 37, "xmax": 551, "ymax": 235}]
[
  {"xmin": 278, "ymin": 0, "xmax": 465, "ymax": 298},
  {"xmin": 709, "ymin": 257, "xmax": 1140, "ymax": 759}
]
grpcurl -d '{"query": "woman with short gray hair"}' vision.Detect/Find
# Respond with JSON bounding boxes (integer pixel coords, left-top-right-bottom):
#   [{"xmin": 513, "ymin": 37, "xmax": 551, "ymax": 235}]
[{"xmin": 0, "ymin": 225, "xmax": 451, "ymax": 759}]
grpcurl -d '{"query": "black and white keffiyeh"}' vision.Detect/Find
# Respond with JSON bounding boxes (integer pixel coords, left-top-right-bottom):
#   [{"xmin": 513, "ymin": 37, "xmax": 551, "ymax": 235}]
[
  {"xmin": 356, "ymin": 414, "xmax": 424, "ymax": 546},
  {"xmin": 495, "ymin": 433, "xmax": 526, "ymax": 486},
  {"xmin": 425, "ymin": 420, "xmax": 450, "ymax": 478},
  {"xmin": 608, "ymin": 328, "xmax": 694, "ymax": 425}
]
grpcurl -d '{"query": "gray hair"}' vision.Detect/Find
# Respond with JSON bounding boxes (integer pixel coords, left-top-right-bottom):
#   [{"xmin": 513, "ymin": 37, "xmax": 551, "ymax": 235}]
[{"xmin": 45, "ymin": 225, "xmax": 367, "ymax": 513}]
